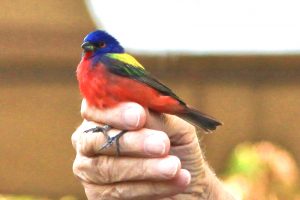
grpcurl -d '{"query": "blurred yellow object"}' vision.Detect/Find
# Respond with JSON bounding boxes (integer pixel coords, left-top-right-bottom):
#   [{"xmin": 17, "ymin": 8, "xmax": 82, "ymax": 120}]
[
  {"xmin": 223, "ymin": 141, "xmax": 300, "ymax": 200},
  {"xmin": 0, "ymin": 195, "xmax": 49, "ymax": 200},
  {"xmin": 59, "ymin": 196, "xmax": 78, "ymax": 200}
]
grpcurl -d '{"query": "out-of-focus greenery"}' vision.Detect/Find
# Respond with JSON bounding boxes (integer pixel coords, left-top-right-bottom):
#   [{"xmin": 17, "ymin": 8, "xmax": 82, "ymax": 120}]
[
  {"xmin": 0, "ymin": 195, "xmax": 78, "ymax": 200},
  {"xmin": 225, "ymin": 143, "xmax": 265, "ymax": 178},
  {"xmin": 223, "ymin": 141, "xmax": 300, "ymax": 200}
]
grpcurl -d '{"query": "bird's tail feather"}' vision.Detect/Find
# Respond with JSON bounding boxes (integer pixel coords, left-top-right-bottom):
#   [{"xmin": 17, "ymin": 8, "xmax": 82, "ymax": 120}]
[{"xmin": 178, "ymin": 107, "xmax": 223, "ymax": 133}]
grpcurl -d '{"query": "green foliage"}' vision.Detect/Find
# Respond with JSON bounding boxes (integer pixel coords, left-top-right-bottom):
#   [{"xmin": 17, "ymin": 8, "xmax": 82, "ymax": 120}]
[
  {"xmin": 223, "ymin": 141, "xmax": 300, "ymax": 200},
  {"xmin": 0, "ymin": 195, "xmax": 48, "ymax": 200},
  {"xmin": 225, "ymin": 143, "xmax": 265, "ymax": 178}
]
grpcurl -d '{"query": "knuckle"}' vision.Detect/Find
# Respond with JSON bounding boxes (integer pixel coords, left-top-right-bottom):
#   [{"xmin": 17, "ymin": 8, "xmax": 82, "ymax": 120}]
[
  {"xmin": 87, "ymin": 184, "xmax": 126, "ymax": 199},
  {"xmin": 137, "ymin": 158, "xmax": 148, "ymax": 179},
  {"xmin": 84, "ymin": 184, "xmax": 118, "ymax": 200},
  {"xmin": 72, "ymin": 156, "xmax": 84, "ymax": 174},
  {"xmin": 95, "ymin": 156, "xmax": 115, "ymax": 184},
  {"xmin": 162, "ymin": 114, "xmax": 176, "ymax": 130},
  {"xmin": 71, "ymin": 131, "xmax": 78, "ymax": 150},
  {"xmin": 71, "ymin": 123, "xmax": 89, "ymax": 151},
  {"xmin": 81, "ymin": 109, "xmax": 90, "ymax": 120},
  {"xmin": 72, "ymin": 159, "xmax": 81, "ymax": 176},
  {"xmin": 174, "ymin": 126, "xmax": 196, "ymax": 145},
  {"xmin": 85, "ymin": 184, "xmax": 129, "ymax": 200},
  {"xmin": 73, "ymin": 156, "xmax": 110, "ymax": 184},
  {"xmin": 72, "ymin": 156, "xmax": 90, "ymax": 182},
  {"xmin": 148, "ymin": 182, "xmax": 162, "ymax": 196},
  {"xmin": 79, "ymin": 134, "xmax": 93, "ymax": 156},
  {"xmin": 184, "ymin": 123, "xmax": 197, "ymax": 135},
  {"xmin": 79, "ymin": 133, "xmax": 100, "ymax": 156},
  {"xmin": 100, "ymin": 186, "xmax": 122, "ymax": 200},
  {"xmin": 107, "ymin": 186, "xmax": 123, "ymax": 199},
  {"xmin": 165, "ymin": 115, "xmax": 197, "ymax": 144}
]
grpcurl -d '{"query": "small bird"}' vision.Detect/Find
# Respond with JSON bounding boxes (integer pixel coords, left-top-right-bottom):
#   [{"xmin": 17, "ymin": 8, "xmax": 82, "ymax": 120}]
[{"xmin": 77, "ymin": 30, "xmax": 222, "ymax": 154}]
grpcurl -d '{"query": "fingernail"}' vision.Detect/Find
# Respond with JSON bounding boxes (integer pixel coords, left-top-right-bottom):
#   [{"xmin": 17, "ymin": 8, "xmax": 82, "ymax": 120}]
[
  {"xmin": 123, "ymin": 106, "xmax": 141, "ymax": 128},
  {"xmin": 180, "ymin": 169, "xmax": 191, "ymax": 186},
  {"xmin": 157, "ymin": 156, "xmax": 180, "ymax": 178},
  {"xmin": 144, "ymin": 134, "xmax": 166, "ymax": 155}
]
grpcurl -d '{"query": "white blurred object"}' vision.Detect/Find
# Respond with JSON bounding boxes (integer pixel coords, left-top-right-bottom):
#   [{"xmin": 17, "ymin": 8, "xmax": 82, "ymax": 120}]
[{"xmin": 85, "ymin": 0, "xmax": 300, "ymax": 54}]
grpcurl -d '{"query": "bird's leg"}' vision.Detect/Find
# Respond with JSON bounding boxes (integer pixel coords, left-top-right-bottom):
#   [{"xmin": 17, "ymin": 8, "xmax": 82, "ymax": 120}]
[
  {"xmin": 99, "ymin": 130, "xmax": 127, "ymax": 156},
  {"xmin": 83, "ymin": 125, "xmax": 127, "ymax": 156}
]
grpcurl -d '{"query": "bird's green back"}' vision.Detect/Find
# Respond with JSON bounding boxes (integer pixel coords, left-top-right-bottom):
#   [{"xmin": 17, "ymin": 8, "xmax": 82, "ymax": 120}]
[{"xmin": 102, "ymin": 53, "xmax": 186, "ymax": 106}]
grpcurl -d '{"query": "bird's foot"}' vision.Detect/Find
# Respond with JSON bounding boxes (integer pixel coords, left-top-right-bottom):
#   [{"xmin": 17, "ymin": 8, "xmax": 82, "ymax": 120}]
[
  {"xmin": 99, "ymin": 130, "xmax": 127, "ymax": 156},
  {"xmin": 83, "ymin": 125, "xmax": 127, "ymax": 156},
  {"xmin": 84, "ymin": 124, "xmax": 111, "ymax": 134}
]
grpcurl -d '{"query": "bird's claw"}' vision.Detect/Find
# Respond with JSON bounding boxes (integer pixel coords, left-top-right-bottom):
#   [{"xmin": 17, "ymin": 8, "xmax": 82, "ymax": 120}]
[
  {"xmin": 83, "ymin": 125, "xmax": 127, "ymax": 156},
  {"xmin": 99, "ymin": 136, "xmax": 115, "ymax": 151},
  {"xmin": 83, "ymin": 125, "xmax": 111, "ymax": 134},
  {"xmin": 99, "ymin": 130, "xmax": 127, "ymax": 156}
]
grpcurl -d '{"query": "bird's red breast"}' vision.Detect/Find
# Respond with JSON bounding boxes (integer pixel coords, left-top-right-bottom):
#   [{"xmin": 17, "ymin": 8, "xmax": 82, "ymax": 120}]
[{"xmin": 77, "ymin": 56, "xmax": 184, "ymax": 114}]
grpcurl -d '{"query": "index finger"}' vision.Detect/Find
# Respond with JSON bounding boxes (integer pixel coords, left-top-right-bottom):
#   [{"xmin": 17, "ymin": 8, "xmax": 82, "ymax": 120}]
[
  {"xmin": 81, "ymin": 99, "xmax": 198, "ymax": 145},
  {"xmin": 81, "ymin": 99, "xmax": 146, "ymax": 131}
]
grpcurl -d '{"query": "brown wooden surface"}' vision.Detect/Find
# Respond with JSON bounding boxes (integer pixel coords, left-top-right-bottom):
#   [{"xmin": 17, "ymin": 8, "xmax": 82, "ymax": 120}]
[
  {"xmin": 0, "ymin": 0, "xmax": 94, "ymax": 198},
  {"xmin": 1, "ymin": 0, "xmax": 300, "ymax": 198}
]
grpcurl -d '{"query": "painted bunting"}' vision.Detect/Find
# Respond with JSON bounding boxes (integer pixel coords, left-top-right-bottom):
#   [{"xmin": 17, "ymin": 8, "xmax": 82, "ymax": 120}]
[{"xmin": 77, "ymin": 30, "xmax": 222, "ymax": 154}]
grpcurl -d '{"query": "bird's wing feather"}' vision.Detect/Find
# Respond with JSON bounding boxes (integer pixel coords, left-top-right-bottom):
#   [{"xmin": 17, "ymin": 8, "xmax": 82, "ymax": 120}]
[{"xmin": 100, "ymin": 53, "xmax": 186, "ymax": 105}]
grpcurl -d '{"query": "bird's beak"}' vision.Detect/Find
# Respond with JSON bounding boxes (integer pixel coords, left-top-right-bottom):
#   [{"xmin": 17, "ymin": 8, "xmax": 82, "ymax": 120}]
[{"xmin": 81, "ymin": 42, "xmax": 96, "ymax": 52}]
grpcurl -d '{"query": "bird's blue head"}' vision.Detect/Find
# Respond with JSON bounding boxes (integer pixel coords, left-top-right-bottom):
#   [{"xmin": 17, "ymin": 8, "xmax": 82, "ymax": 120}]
[{"xmin": 81, "ymin": 30, "xmax": 124, "ymax": 56}]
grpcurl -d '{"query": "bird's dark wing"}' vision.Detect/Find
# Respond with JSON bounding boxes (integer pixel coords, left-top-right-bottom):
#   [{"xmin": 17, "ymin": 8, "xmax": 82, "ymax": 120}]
[{"xmin": 100, "ymin": 53, "xmax": 186, "ymax": 105}]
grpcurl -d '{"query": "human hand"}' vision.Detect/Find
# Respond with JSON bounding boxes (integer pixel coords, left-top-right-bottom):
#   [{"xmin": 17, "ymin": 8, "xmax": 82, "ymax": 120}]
[{"xmin": 72, "ymin": 100, "xmax": 235, "ymax": 200}]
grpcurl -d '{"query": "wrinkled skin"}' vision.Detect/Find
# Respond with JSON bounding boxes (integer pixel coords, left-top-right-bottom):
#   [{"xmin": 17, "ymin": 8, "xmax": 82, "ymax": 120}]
[{"xmin": 71, "ymin": 100, "xmax": 235, "ymax": 200}]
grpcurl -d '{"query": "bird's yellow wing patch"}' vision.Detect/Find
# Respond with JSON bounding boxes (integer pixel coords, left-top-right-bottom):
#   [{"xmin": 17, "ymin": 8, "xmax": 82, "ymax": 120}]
[{"xmin": 106, "ymin": 53, "xmax": 145, "ymax": 70}]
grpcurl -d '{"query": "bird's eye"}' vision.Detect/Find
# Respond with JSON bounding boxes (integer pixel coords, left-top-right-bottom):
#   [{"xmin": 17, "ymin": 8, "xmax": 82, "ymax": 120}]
[{"xmin": 99, "ymin": 41, "xmax": 106, "ymax": 48}]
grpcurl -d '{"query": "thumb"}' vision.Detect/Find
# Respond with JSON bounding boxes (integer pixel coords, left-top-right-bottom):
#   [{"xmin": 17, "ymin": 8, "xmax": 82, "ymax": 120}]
[{"xmin": 145, "ymin": 111, "xmax": 197, "ymax": 146}]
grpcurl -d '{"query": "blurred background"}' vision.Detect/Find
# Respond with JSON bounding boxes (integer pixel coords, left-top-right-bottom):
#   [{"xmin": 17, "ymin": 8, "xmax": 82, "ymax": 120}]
[{"xmin": 0, "ymin": 0, "xmax": 299, "ymax": 199}]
